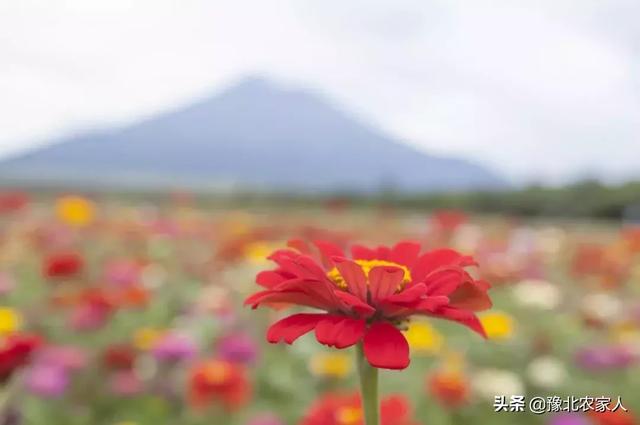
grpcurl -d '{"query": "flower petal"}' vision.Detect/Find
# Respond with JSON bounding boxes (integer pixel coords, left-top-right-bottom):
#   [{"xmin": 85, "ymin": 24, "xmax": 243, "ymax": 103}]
[
  {"xmin": 374, "ymin": 246, "xmax": 391, "ymax": 260},
  {"xmin": 287, "ymin": 239, "xmax": 312, "ymax": 254},
  {"xmin": 333, "ymin": 290, "xmax": 375, "ymax": 317},
  {"xmin": 383, "ymin": 282, "xmax": 428, "ymax": 305},
  {"xmin": 245, "ymin": 288, "xmax": 332, "ymax": 310},
  {"xmin": 266, "ymin": 313, "xmax": 327, "ymax": 344},
  {"xmin": 256, "ymin": 270, "xmax": 291, "ymax": 288},
  {"xmin": 351, "ymin": 244, "xmax": 377, "ymax": 260},
  {"xmin": 389, "ymin": 241, "xmax": 421, "ymax": 268},
  {"xmin": 448, "ymin": 280, "xmax": 492, "ymax": 311},
  {"xmin": 313, "ymin": 240, "xmax": 345, "ymax": 268},
  {"xmin": 424, "ymin": 269, "xmax": 466, "ymax": 296},
  {"xmin": 431, "ymin": 307, "xmax": 487, "ymax": 338},
  {"xmin": 363, "ymin": 322, "xmax": 410, "ymax": 370},
  {"xmin": 369, "ymin": 266, "xmax": 404, "ymax": 303},
  {"xmin": 278, "ymin": 256, "xmax": 327, "ymax": 281},
  {"xmin": 272, "ymin": 278, "xmax": 341, "ymax": 308},
  {"xmin": 412, "ymin": 249, "xmax": 475, "ymax": 282},
  {"xmin": 315, "ymin": 316, "xmax": 365, "ymax": 348},
  {"xmin": 411, "ymin": 295, "xmax": 450, "ymax": 313},
  {"xmin": 334, "ymin": 258, "xmax": 368, "ymax": 301}
]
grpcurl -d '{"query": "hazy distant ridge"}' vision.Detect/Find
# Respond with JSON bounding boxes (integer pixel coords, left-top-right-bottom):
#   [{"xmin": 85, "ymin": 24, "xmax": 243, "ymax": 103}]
[{"xmin": 0, "ymin": 77, "xmax": 506, "ymax": 192}]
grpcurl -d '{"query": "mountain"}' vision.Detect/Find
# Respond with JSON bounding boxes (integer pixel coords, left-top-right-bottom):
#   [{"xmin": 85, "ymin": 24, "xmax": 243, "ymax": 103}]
[{"xmin": 0, "ymin": 77, "xmax": 507, "ymax": 192}]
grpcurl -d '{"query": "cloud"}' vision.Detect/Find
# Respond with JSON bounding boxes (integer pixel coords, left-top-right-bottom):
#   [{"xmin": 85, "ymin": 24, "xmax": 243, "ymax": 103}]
[{"xmin": 1, "ymin": 0, "xmax": 639, "ymax": 183}]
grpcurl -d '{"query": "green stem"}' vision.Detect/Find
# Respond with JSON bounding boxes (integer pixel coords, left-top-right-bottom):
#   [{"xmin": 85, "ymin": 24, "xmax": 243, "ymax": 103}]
[{"xmin": 356, "ymin": 343, "xmax": 379, "ymax": 425}]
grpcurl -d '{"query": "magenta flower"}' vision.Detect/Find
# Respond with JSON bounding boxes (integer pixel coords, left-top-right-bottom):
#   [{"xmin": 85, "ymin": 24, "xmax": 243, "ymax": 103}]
[
  {"xmin": 25, "ymin": 365, "xmax": 69, "ymax": 398},
  {"xmin": 574, "ymin": 345, "xmax": 637, "ymax": 370},
  {"xmin": 151, "ymin": 333, "xmax": 197, "ymax": 362},
  {"xmin": 218, "ymin": 333, "xmax": 259, "ymax": 365}
]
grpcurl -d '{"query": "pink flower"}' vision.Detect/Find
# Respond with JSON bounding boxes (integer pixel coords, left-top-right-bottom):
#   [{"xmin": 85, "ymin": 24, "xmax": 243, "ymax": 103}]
[
  {"xmin": 25, "ymin": 365, "xmax": 69, "ymax": 398},
  {"xmin": 152, "ymin": 333, "xmax": 197, "ymax": 362},
  {"xmin": 109, "ymin": 371, "xmax": 143, "ymax": 396}
]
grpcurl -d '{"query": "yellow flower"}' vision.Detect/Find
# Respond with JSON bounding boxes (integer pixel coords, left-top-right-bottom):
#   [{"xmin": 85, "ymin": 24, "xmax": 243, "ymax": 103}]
[
  {"xmin": 336, "ymin": 406, "xmax": 362, "ymax": 425},
  {"xmin": 244, "ymin": 242, "xmax": 274, "ymax": 264},
  {"xmin": 56, "ymin": 196, "xmax": 95, "ymax": 226},
  {"xmin": 612, "ymin": 321, "xmax": 640, "ymax": 344},
  {"xmin": 132, "ymin": 327, "xmax": 163, "ymax": 351},
  {"xmin": 479, "ymin": 311, "xmax": 515, "ymax": 340},
  {"xmin": 403, "ymin": 321, "xmax": 444, "ymax": 354},
  {"xmin": 309, "ymin": 351, "xmax": 352, "ymax": 379},
  {"xmin": 0, "ymin": 307, "xmax": 22, "ymax": 335}
]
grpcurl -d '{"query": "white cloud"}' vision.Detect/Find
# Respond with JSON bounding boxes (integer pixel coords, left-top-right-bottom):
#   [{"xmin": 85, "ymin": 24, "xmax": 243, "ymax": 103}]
[{"xmin": 1, "ymin": 0, "xmax": 639, "ymax": 183}]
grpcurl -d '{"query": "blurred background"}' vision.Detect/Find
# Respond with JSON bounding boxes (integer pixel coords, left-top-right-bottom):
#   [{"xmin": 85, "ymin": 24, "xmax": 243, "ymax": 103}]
[{"xmin": 1, "ymin": 1, "xmax": 639, "ymax": 424}]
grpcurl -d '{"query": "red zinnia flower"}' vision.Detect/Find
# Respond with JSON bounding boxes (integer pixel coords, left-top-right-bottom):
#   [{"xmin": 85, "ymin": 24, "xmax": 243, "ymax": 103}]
[
  {"xmin": 68, "ymin": 288, "xmax": 115, "ymax": 331},
  {"xmin": 188, "ymin": 359, "xmax": 251, "ymax": 411},
  {"xmin": 301, "ymin": 392, "xmax": 419, "ymax": 425},
  {"xmin": 0, "ymin": 333, "xmax": 42, "ymax": 383},
  {"xmin": 103, "ymin": 344, "xmax": 137, "ymax": 371},
  {"xmin": 43, "ymin": 252, "xmax": 84, "ymax": 279},
  {"xmin": 431, "ymin": 209, "xmax": 467, "ymax": 233},
  {"xmin": 246, "ymin": 240, "xmax": 491, "ymax": 370},
  {"xmin": 589, "ymin": 408, "xmax": 636, "ymax": 425},
  {"xmin": 0, "ymin": 191, "xmax": 29, "ymax": 214}
]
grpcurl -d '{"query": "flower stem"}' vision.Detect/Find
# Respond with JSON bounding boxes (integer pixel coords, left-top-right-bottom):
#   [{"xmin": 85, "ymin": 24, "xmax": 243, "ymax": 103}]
[{"xmin": 356, "ymin": 343, "xmax": 379, "ymax": 425}]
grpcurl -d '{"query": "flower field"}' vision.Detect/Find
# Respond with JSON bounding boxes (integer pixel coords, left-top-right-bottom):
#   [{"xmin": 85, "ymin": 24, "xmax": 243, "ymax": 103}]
[{"xmin": 0, "ymin": 192, "xmax": 638, "ymax": 425}]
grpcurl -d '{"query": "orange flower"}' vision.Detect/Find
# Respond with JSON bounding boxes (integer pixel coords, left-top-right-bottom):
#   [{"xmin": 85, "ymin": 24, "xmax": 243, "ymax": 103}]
[
  {"xmin": 114, "ymin": 286, "xmax": 151, "ymax": 308},
  {"xmin": 188, "ymin": 359, "xmax": 251, "ymax": 411},
  {"xmin": 427, "ymin": 369, "xmax": 470, "ymax": 408}
]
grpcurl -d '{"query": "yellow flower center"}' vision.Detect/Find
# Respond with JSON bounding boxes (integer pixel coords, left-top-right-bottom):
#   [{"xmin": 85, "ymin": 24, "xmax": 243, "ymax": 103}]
[
  {"xmin": 327, "ymin": 259, "xmax": 411, "ymax": 289},
  {"xmin": 203, "ymin": 361, "xmax": 231, "ymax": 384},
  {"xmin": 0, "ymin": 307, "xmax": 21, "ymax": 335},
  {"xmin": 336, "ymin": 407, "xmax": 362, "ymax": 425}
]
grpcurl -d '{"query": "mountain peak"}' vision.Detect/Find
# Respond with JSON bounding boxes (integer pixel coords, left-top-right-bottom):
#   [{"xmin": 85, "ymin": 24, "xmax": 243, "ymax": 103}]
[
  {"xmin": 0, "ymin": 76, "xmax": 507, "ymax": 192},
  {"xmin": 218, "ymin": 75, "xmax": 281, "ymax": 98}
]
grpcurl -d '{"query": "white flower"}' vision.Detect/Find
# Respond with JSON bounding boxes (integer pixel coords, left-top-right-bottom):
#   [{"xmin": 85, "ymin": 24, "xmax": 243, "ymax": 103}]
[
  {"xmin": 581, "ymin": 292, "xmax": 622, "ymax": 323},
  {"xmin": 526, "ymin": 356, "xmax": 567, "ymax": 389},
  {"xmin": 472, "ymin": 369, "xmax": 524, "ymax": 400},
  {"xmin": 512, "ymin": 279, "xmax": 561, "ymax": 310}
]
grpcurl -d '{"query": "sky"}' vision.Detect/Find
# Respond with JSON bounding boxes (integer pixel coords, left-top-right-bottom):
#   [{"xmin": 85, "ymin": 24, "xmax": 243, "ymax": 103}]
[{"xmin": 1, "ymin": 0, "xmax": 639, "ymax": 184}]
